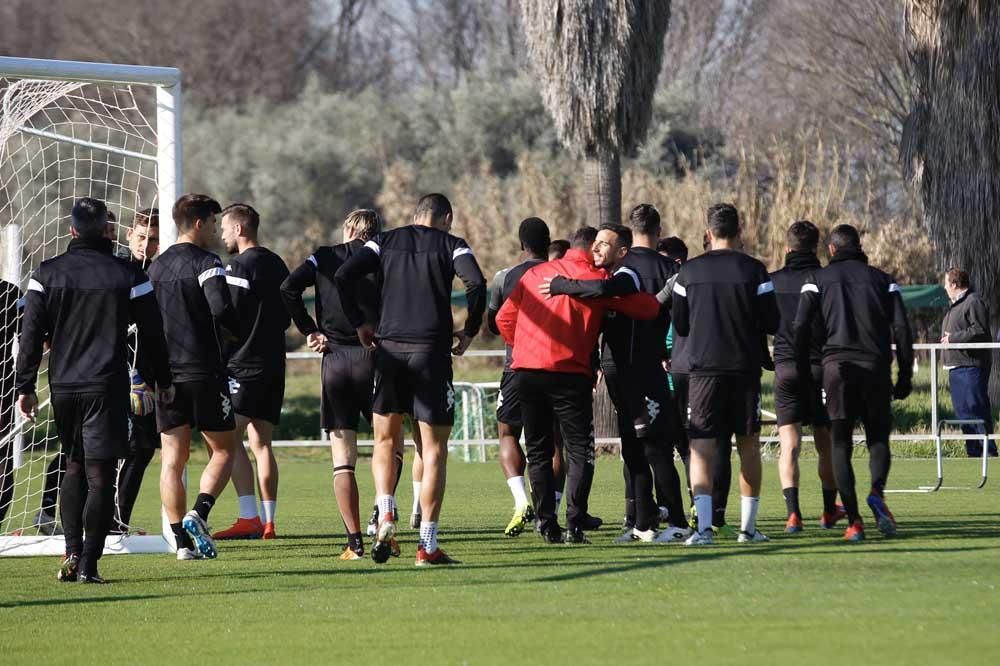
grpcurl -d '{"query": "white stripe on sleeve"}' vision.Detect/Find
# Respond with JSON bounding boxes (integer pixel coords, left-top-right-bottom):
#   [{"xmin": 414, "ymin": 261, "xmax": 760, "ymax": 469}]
[
  {"xmin": 130, "ymin": 281, "xmax": 154, "ymax": 299},
  {"xmin": 364, "ymin": 240, "xmax": 381, "ymax": 256},
  {"xmin": 308, "ymin": 254, "xmax": 318, "ymax": 267},
  {"xmin": 614, "ymin": 267, "xmax": 641, "ymax": 291},
  {"xmin": 226, "ymin": 276, "xmax": 250, "ymax": 290},
  {"xmin": 27, "ymin": 278, "xmax": 44, "ymax": 293},
  {"xmin": 453, "ymin": 246, "xmax": 474, "ymax": 261},
  {"xmin": 672, "ymin": 282, "xmax": 687, "ymax": 297},
  {"xmin": 757, "ymin": 281, "xmax": 775, "ymax": 296},
  {"xmin": 198, "ymin": 267, "xmax": 226, "ymax": 286},
  {"xmin": 800, "ymin": 283, "xmax": 819, "ymax": 294},
  {"xmin": 888, "ymin": 283, "xmax": 900, "ymax": 293}
]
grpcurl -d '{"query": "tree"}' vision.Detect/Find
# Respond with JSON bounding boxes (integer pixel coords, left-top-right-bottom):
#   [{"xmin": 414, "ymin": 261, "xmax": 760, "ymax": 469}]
[
  {"xmin": 902, "ymin": 1, "xmax": 1000, "ymax": 390},
  {"xmin": 519, "ymin": 1, "xmax": 671, "ymax": 227}
]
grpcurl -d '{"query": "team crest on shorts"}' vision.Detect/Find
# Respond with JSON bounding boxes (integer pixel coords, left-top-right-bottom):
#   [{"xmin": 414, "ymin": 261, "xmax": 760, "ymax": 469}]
[
  {"xmin": 221, "ymin": 393, "xmax": 232, "ymax": 419},
  {"xmin": 446, "ymin": 382, "xmax": 455, "ymax": 411},
  {"xmin": 228, "ymin": 377, "xmax": 241, "ymax": 395}
]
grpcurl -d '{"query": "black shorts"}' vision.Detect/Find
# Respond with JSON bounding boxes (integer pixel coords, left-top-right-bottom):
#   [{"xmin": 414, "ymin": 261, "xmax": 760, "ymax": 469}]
[
  {"xmin": 322, "ymin": 345, "xmax": 374, "ymax": 431},
  {"xmin": 374, "ymin": 342, "xmax": 454, "ymax": 426},
  {"xmin": 156, "ymin": 377, "xmax": 236, "ymax": 433},
  {"xmin": 605, "ymin": 363, "xmax": 680, "ymax": 442},
  {"xmin": 496, "ymin": 370, "xmax": 522, "ymax": 428},
  {"xmin": 822, "ymin": 361, "xmax": 892, "ymax": 441},
  {"xmin": 686, "ymin": 374, "xmax": 761, "ymax": 439},
  {"xmin": 229, "ymin": 372, "xmax": 285, "ymax": 425},
  {"xmin": 774, "ymin": 363, "xmax": 831, "ymax": 428},
  {"xmin": 128, "ymin": 412, "xmax": 160, "ymax": 452},
  {"xmin": 672, "ymin": 373, "xmax": 689, "ymax": 427},
  {"xmin": 52, "ymin": 391, "xmax": 129, "ymax": 461}
]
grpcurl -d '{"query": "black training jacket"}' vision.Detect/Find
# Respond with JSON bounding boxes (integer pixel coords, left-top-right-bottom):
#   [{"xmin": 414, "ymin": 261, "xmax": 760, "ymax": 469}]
[
  {"xmin": 793, "ymin": 250, "xmax": 913, "ymax": 375},
  {"xmin": 16, "ymin": 237, "xmax": 171, "ymax": 395},
  {"xmin": 671, "ymin": 249, "xmax": 779, "ymax": 376},
  {"xmin": 334, "ymin": 225, "xmax": 487, "ymax": 352},
  {"xmin": 770, "ymin": 252, "xmax": 825, "ymax": 365},
  {"xmin": 488, "ymin": 257, "xmax": 544, "ymax": 370},
  {"xmin": 225, "ymin": 246, "xmax": 290, "ymax": 378},
  {"xmin": 281, "ymin": 240, "xmax": 381, "ymax": 346},
  {"xmin": 147, "ymin": 241, "xmax": 240, "ymax": 382}
]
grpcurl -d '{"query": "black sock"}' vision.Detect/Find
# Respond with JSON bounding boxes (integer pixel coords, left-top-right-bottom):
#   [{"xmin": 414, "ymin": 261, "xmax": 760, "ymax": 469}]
[
  {"xmin": 171, "ymin": 522, "xmax": 194, "ymax": 550},
  {"xmin": 782, "ymin": 487, "xmax": 801, "ymax": 519},
  {"xmin": 822, "ymin": 488, "xmax": 838, "ymax": 514},
  {"xmin": 348, "ymin": 532, "xmax": 363, "ymax": 553},
  {"xmin": 623, "ymin": 498, "xmax": 635, "ymax": 526},
  {"xmin": 193, "ymin": 493, "xmax": 215, "ymax": 521},
  {"xmin": 831, "ymin": 420, "xmax": 860, "ymax": 523}
]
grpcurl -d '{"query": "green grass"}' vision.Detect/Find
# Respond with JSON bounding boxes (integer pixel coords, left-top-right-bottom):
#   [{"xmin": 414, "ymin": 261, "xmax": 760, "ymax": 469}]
[{"xmin": 2, "ymin": 455, "xmax": 998, "ymax": 665}]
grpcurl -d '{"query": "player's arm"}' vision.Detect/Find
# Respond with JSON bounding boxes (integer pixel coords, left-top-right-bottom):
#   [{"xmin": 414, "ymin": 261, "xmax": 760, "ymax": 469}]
[
  {"xmin": 670, "ymin": 271, "xmax": 690, "ymax": 337},
  {"xmin": 281, "ymin": 255, "xmax": 322, "ymax": 335},
  {"xmin": 333, "ymin": 241, "xmax": 381, "ymax": 334},
  {"xmin": 127, "ymin": 274, "xmax": 173, "ymax": 390},
  {"xmin": 598, "ymin": 291, "xmax": 659, "ymax": 320},
  {"xmin": 755, "ymin": 270, "xmax": 780, "ymax": 335},
  {"xmin": 453, "ymin": 241, "xmax": 487, "ymax": 339},
  {"xmin": 487, "ymin": 269, "xmax": 506, "ymax": 336},
  {"xmin": 791, "ymin": 279, "xmax": 820, "ymax": 364},
  {"xmin": 889, "ymin": 281, "xmax": 915, "ymax": 397},
  {"xmin": 495, "ymin": 281, "xmax": 523, "ymax": 346},
  {"xmin": 14, "ymin": 274, "xmax": 48, "ymax": 401},
  {"xmin": 545, "ymin": 268, "xmax": 639, "ymax": 298},
  {"xmin": 946, "ymin": 296, "xmax": 990, "ymax": 343},
  {"xmin": 200, "ymin": 257, "xmax": 241, "ymax": 343}
]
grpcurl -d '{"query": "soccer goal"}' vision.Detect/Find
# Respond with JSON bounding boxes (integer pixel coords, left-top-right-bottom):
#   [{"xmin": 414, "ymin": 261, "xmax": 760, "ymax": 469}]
[{"xmin": 0, "ymin": 56, "xmax": 181, "ymax": 556}]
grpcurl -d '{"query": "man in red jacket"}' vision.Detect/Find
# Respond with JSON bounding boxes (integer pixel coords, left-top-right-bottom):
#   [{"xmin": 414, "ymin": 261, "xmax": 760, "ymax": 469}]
[{"xmin": 496, "ymin": 225, "xmax": 664, "ymax": 544}]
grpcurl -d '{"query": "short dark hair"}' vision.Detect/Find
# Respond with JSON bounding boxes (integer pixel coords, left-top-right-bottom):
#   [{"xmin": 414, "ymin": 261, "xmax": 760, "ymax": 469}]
[
  {"xmin": 570, "ymin": 226, "xmax": 598, "ymax": 250},
  {"xmin": 787, "ymin": 220, "xmax": 819, "ymax": 253},
  {"xmin": 829, "ymin": 224, "xmax": 861, "ymax": 251},
  {"xmin": 173, "ymin": 194, "xmax": 221, "ymax": 231},
  {"xmin": 946, "ymin": 267, "xmax": 970, "ymax": 290},
  {"xmin": 627, "ymin": 204, "xmax": 661, "ymax": 236},
  {"xmin": 657, "ymin": 236, "xmax": 688, "ymax": 262},
  {"xmin": 599, "ymin": 223, "xmax": 633, "ymax": 249},
  {"xmin": 548, "ymin": 239, "xmax": 570, "ymax": 259},
  {"xmin": 71, "ymin": 197, "xmax": 109, "ymax": 240},
  {"xmin": 518, "ymin": 217, "xmax": 550, "ymax": 257},
  {"xmin": 221, "ymin": 203, "xmax": 260, "ymax": 235},
  {"xmin": 413, "ymin": 193, "xmax": 452, "ymax": 224},
  {"xmin": 133, "ymin": 207, "xmax": 159, "ymax": 229},
  {"xmin": 707, "ymin": 203, "xmax": 740, "ymax": 239}
]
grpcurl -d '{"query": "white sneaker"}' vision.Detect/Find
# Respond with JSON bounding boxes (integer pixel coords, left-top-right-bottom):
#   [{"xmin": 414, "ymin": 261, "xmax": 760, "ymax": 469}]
[
  {"xmin": 683, "ymin": 530, "xmax": 714, "ymax": 546},
  {"xmin": 632, "ymin": 528, "xmax": 658, "ymax": 543},
  {"xmin": 655, "ymin": 525, "xmax": 692, "ymax": 543},
  {"xmin": 176, "ymin": 547, "xmax": 206, "ymax": 561},
  {"xmin": 182, "ymin": 510, "xmax": 217, "ymax": 559},
  {"xmin": 737, "ymin": 529, "xmax": 770, "ymax": 543}
]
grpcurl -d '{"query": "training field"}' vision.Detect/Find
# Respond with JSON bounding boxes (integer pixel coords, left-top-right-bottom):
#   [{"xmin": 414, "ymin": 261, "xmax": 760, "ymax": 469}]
[{"xmin": 1, "ymin": 453, "xmax": 998, "ymax": 665}]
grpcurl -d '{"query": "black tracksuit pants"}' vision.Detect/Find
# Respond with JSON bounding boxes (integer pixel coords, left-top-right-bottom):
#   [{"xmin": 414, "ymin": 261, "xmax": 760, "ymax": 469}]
[{"xmin": 516, "ymin": 369, "xmax": 595, "ymax": 532}]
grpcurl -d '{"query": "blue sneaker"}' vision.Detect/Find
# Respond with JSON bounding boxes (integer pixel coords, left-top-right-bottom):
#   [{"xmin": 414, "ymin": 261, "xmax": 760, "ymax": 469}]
[
  {"xmin": 866, "ymin": 494, "xmax": 897, "ymax": 537},
  {"xmin": 182, "ymin": 510, "xmax": 218, "ymax": 559}
]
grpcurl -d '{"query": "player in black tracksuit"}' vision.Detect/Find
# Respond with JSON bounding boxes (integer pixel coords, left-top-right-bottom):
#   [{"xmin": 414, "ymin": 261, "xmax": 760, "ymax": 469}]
[
  {"xmin": 487, "ymin": 217, "xmax": 568, "ymax": 537},
  {"xmin": 769, "ymin": 221, "xmax": 843, "ymax": 534},
  {"xmin": 281, "ymin": 209, "xmax": 386, "ymax": 559},
  {"xmin": 671, "ymin": 204, "xmax": 779, "ymax": 545},
  {"xmin": 335, "ymin": 194, "xmax": 486, "ymax": 566},
  {"xmin": 0, "ymin": 279, "xmax": 21, "ymax": 529},
  {"xmin": 113, "ymin": 208, "xmax": 162, "ymax": 533},
  {"xmin": 15, "ymin": 198, "xmax": 171, "ymax": 582},
  {"xmin": 793, "ymin": 224, "xmax": 913, "ymax": 541},
  {"xmin": 147, "ymin": 194, "xmax": 241, "ymax": 560},
  {"xmin": 547, "ymin": 205, "xmax": 690, "ymax": 542}
]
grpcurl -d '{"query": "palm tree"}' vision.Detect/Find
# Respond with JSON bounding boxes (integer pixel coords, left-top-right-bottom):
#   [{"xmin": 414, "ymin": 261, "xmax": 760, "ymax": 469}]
[
  {"xmin": 519, "ymin": 1, "xmax": 671, "ymax": 227},
  {"xmin": 902, "ymin": 1, "xmax": 1000, "ymax": 393}
]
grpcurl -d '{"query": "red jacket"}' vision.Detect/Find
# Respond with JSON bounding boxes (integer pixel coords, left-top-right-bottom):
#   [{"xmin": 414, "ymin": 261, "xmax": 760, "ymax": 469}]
[{"xmin": 495, "ymin": 249, "xmax": 661, "ymax": 376}]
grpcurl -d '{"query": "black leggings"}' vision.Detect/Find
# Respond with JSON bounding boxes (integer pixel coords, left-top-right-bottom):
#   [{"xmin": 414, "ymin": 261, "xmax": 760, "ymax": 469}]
[
  {"xmin": 61, "ymin": 457, "xmax": 117, "ymax": 574},
  {"xmin": 831, "ymin": 419, "xmax": 891, "ymax": 523}
]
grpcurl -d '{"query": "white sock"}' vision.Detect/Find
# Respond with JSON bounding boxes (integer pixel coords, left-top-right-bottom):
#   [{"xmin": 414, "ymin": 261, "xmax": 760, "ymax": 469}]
[
  {"xmin": 238, "ymin": 495, "xmax": 258, "ymax": 520},
  {"xmin": 507, "ymin": 476, "xmax": 529, "ymax": 509},
  {"xmin": 694, "ymin": 494, "xmax": 713, "ymax": 535},
  {"xmin": 740, "ymin": 496, "xmax": 760, "ymax": 535},
  {"xmin": 261, "ymin": 500, "xmax": 276, "ymax": 524},
  {"xmin": 412, "ymin": 481, "xmax": 422, "ymax": 514},
  {"xmin": 419, "ymin": 521, "xmax": 439, "ymax": 553},
  {"xmin": 377, "ymin": 494, "xmax": 395, "ymax": 521},
  {"xmin": 554, "ymin": 491, "xmax": 563, "ymax": 514}
]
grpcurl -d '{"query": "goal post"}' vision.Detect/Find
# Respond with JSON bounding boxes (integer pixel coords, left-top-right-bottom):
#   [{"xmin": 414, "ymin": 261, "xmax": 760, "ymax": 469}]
[{"xmin": 0, "ymin": 56, "xmax": 182, "ymax": 556}]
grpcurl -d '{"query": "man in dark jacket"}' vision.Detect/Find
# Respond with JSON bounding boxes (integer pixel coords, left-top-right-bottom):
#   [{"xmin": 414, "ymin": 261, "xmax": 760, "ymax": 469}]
[
  {"xmin": 941, "ymin": 268, "xmax": 997, "ymax": 457},
  {"xmin": 16, "ymin": 197, "xmax": 172, "ymax": 582},
  {"xmin": 794, "ymin": 224, "xmax": 914, "ymax": 542}
]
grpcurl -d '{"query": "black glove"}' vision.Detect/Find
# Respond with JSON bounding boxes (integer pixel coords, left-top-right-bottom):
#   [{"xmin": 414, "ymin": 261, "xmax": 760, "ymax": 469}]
[{"xmin": 893, "ymin": 375, "xmax": 912, "ymax": 401}]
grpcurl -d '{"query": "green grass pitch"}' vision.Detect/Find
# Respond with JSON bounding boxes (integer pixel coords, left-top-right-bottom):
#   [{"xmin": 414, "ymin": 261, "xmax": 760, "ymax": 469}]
[{"xmin": 1, "ymin": 454, "xmax": 998, "ymax": 665}]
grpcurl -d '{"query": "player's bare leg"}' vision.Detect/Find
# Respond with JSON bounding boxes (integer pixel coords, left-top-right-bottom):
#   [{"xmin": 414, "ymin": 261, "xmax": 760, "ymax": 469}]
[
  {"xmin": 414, "ymin": 422, "xmax": 459, "ymax": 565},
  {"xmin": 160, "ymin": 426, "xmax": 192, "ymax": 527},
  {"xmin": 736, "ymin": 434, "xmax": 766, "ymax": 542},
  {"xmin": 247, "ymin": 419, "xmax": 278, "ymax": 537},
  {"xmin": 371, "ymin": 412, "xmax": 403, "ymax": 563},
  {"xmin": 499, "ymin": 422, "xmax": 533, "ymax": 535},
  {"xmin": 213, "ymin": 416, "xmax": 263, "ymax": 540},
  {"xmin": 331, "ymin": 427, "xmax": 362, "ymax": 558},
  {"xmin": 408, "ymin": 426, "xmax": 423, "ymax": 527},
  {"xmin": 684, "ymin": 438, "xmax": 716, "ymax": 544},
  {"xmin": 778, "ymin": 423, "xmax": 803, "ymax": 532}
]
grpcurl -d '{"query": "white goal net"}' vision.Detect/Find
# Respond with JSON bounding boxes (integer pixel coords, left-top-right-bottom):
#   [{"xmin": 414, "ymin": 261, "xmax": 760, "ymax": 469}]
[{"xmin": 0, "ymin": 57, "xmax": 181, "ymax": 556}]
